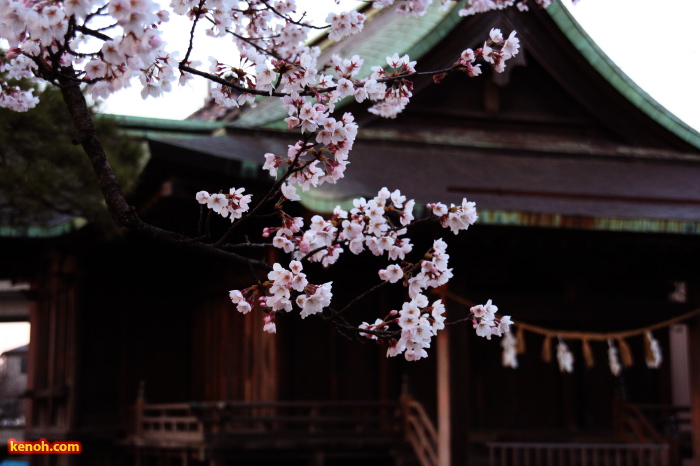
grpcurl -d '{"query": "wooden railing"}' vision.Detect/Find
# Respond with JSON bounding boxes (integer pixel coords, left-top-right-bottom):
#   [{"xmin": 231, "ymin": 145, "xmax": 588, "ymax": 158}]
[
  {"xmin": 613, "ymin": 401, "xmax": 691, "ymax": 465},
  {"xmin": 401, "ymin": 396, "xmax": 439, "ymax": 466},
  {"xmin": 135, "ymin": 403, "xmax": 205, "ymax": 445},
  {"xmin": 632, "ymin": 404, "xmax": 691, "ymax": 438},
  {"xmin": 129, "ymin": 398, "xmax": 443, "ymax": 464},
  {"xmin": 487, "ymin": 442, "xmax": 670, "ymax": 466},
  {"xmin": 191, "ymin": 400, "xmax": 403, "ymax": 447},
  {"xmin": 130, "ymin": 400, "xmax": 406, "ymax": 450},
  {"xmin": 615, "ymin": 402, "xmax": 669, "ymax": 445}
]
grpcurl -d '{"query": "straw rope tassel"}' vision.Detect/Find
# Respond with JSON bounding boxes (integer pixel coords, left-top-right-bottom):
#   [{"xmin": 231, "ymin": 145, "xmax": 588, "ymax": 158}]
[
  {"xmin": 541, "ymin": 335, "xmax": 552, "ymax": 363},
  {"xmin": 516, "ymin": 326, "xmax": 526, "ymax": 354},
  {"xmin": 581, "ymin": 338, "xmax": 595, "ymax": 368},
  {"xmin": 643, "ymin": 331, "xmax": 653, "ymax": 362},
  {"xmin": 618, "ymin": 338, "xmax": 634, "ymax": 367}
]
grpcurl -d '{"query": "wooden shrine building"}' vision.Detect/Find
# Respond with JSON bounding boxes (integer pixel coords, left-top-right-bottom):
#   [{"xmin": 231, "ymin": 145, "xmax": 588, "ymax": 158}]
[{"xmin": 3, "ymin": 1, "xmax": 700, "ymax": 465}]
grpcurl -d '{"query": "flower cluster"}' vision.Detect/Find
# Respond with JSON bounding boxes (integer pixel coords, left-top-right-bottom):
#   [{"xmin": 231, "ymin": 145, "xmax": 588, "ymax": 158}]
[
  {"xmin": 456, "ymin": 49, "xmax": 483, "ymax": 78},
  {"xmin": 366, "ymin": 53, "xmax": 416, "ymax": 118},
  {"xmin": 196, "ymin": 188, "xmax": 252, "ymax": 221},
  {"xmin": 272, "ymin": 97, "xmax": 359, "ymax": 189},
  {"xmin": 470, "ymin": 299, "xmax": 512, "ymax": 339},
  {"xmin": 359, "ymin": 294, "xmax": 446, "ymax": 361},
  {"xmin": 428, "ymin": 199, "xmax": 478, "ymax": 234},
  {"xmin": 406, "ymin": 239, "xmax": 453, "ymax": 298},
  {"xmin": 481, "ymin": 28, "xmax": 521, "ymax": 73},
  {"xmin": 229, "ymin": 260, "xmax": 332, "ymax": 334},
  {"xmin": 459, "ymin": 0, "xmax": 536, "ymax": 17},
  {"xmin": 359, "ymin": 295, "xmax": 510, "ymax": 361},
  {"xmin": 267, "ymin": 187, "xmax": 417, "ymax": 267},
  {"xmin": 0, "ymin": 84, "xmax": 39, "ymax": 112},
  {"xmin": 326, "ymin": 10, "xmax": 365, "ymax": 41}
]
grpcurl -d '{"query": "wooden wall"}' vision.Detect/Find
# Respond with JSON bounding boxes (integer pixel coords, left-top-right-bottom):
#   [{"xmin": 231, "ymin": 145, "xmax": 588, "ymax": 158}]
[
  {"xmin": 191, "ymin": 294, "xmax": 278, "ymax": 402},
  {"xmin": 27, "ymin": 251, "xmax": 78, "ymax": 440}
]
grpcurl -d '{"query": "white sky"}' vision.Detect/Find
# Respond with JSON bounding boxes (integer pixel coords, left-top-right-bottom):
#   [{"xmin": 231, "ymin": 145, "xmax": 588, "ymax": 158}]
[
  {"xmin": 561, "ymin": 0, "xmax": 700, "ymax": 132},
  {"xmin": 100, "ymin": 0, "xmax": 700, "ymax": 133},
  {"xmin": 0, "ymin": 322, "xmax": 30, "ymax": 356}
]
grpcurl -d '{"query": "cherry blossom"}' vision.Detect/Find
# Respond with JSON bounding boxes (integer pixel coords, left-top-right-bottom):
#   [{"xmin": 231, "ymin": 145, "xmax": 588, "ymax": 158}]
[
  {"xmin": 0, "ymin": 0, "xmax": 550, "ymax": 360},
  {"xmin": 470, "ymin": 300, "xmax": 512, "ymax": 339},
  {"xmin": 459, "ymin": 0, "xmax": 546, "ymax": 17},
  {"xmin": 197, "ymin": 188, "xmax": 252, "ymax": 221},
  {"xmin": 378, "ymin": 264, "xmax": 404, "ymax": 283},
  {"xmin": 428, "ymin": 199, "xmax": 478, "ymax": 234},
  {"xmin": 326, "ymin": 10, "xmax": 365, "ymax": 41},
  {"xmin": 359, "ymin": 295, "xmax": 508, "ymax": 361}
]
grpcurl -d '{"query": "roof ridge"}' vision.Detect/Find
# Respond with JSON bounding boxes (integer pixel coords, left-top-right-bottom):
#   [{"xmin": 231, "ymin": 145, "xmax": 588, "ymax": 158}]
[{"xmin": 546, "ymin": 1, "xmax": 700, "ymax": 150}]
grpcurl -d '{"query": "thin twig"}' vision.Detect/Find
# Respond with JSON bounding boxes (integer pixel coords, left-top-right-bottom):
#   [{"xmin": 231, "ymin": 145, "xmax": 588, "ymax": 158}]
[{"xmin": 182, "ymin": 0, "xmax": 207, "ymax": 65}]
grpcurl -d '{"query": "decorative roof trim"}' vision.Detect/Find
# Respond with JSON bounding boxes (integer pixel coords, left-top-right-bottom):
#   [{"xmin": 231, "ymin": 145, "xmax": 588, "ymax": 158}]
[
  {"xmin": 104, "ymin": 114, "xmax": 225, "ymax": 138},
  {"xmin": 546, "ymin": 1, "xmax": 700, "ymax": 150},
  {"xmin": 479, "ymin": 210, "xmax": 700, "ymax": 235},
  {"xmin": 0, "ymin": 217, "xmax": 88, "ymax": 238},
  {"xmin": 299, "ymin": 192, "xmax": 700, "ymax": 235}
]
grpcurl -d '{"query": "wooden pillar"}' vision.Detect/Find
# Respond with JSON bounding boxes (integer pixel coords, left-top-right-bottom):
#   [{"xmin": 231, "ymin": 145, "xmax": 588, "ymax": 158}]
[
  {"xmin": 437, "ymin": 324, "xmax": 451, "ymax": 466},
  {"xmin": 688, "ymin": 316, "xmax": 700, "ymax": 466}
]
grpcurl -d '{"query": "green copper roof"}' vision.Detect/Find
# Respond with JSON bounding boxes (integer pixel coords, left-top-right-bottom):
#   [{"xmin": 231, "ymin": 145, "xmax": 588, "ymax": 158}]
[
  {"xmin": 0, "ymin": 217, "xmax": 88, "ymax": 238},
  {"xmin": 479, "ymin": 210, "xmax": 700, "ymax": 235},
  {"xmin": 104, "ymin": 114, "xmax": 224, "ymax": 138},
  {"xmin": 546, "ymin": 1, "xmax": 700, "ymax": 150},
  {"xmin": 232, "ymin": 0, "xmax": 700, "ymax": 152}
]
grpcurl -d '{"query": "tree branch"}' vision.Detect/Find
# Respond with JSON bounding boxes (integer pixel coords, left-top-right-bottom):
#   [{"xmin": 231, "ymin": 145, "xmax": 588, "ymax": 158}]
[{"xmin": 57, "ymin": 70, "xmax": 273, "ymax": 272}]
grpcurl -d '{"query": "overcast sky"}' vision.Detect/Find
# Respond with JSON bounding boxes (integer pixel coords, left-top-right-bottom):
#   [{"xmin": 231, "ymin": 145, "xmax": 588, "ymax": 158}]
[
  {"xmin": 561, "ymin": 0, "xmax": 700, "ymax": 132},
  {"xmin": 100, "ymin": 0, "xmax": 700, "ymax": 133}
]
